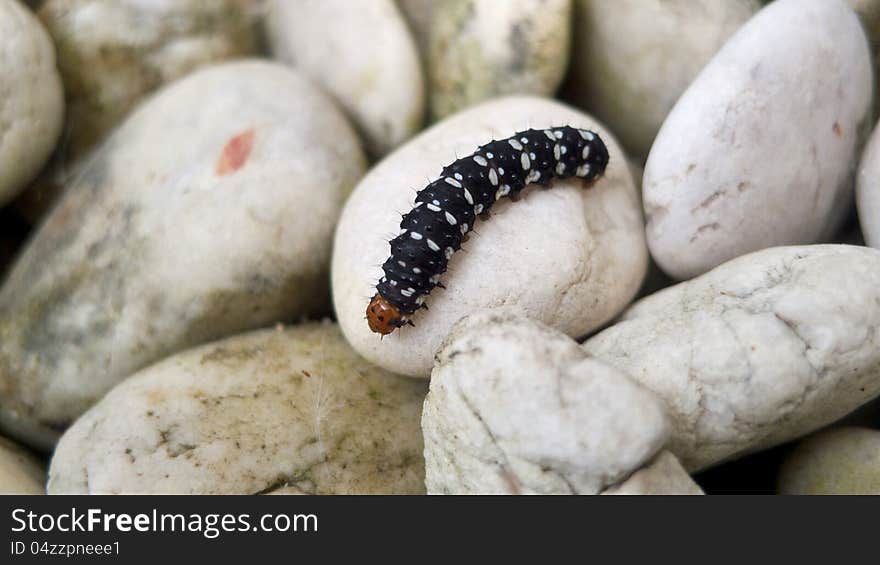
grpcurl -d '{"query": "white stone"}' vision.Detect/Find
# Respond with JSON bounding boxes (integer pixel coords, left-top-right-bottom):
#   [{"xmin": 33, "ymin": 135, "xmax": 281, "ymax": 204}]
[
  {"xmin": 267, "ymin": 0, "xmax": 424, "ymax": 158},
  {"xmin": 0, "ymin": 0, "xmax": 64, "ymax": 206},
  {"xmin": 566, "ymin": 0, "xmax": 758, "ymax": 159},
  {"xmin": 584, "ymin": 245, "xmax": 880, "ymax": 470},
  {"xmin": 643, "ymin": 0, "xmax": 872, "ymax": 280},
  {"xmin": 857, "ymin": 121, "xmax": 880, "ymax": 247},
  {"xmin": 48, "ymin": 323, "xmax": 426, "ymax": 494},
  {"xmin": 0, "ymin": 61, "xmax": 366, "ymax": 450},
  {"xmin": 777, "ymin": 426, "xmax": 880, "ymax": 494},
  {"xmin": 37, "ymin": 0, "xmax": 258, "ymax": 163},
  {"xmin": 602, "ymin": 451, "xmax": 703, "ymax": 495},
  {"xmin": 333, "ymin": 96, "xmax": 647, "ymax": 377},
  {"xmin": 427, "ymin": 0, "xmax": 571, "ymax": 121},
  {"xmin": 0, "ymin": 435, "xmax": 44, "ymax": 494},
  {"xmin": 423, "ymin": 311, "xmax": 670, "ymax": 494}
]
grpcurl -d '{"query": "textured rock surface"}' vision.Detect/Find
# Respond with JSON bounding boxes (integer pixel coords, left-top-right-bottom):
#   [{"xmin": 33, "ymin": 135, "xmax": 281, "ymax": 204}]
[
  {"xmin": 777, "ymin": 426, "xmax": 880, "ymax": 494},
  {"xmin": 0, "ymin": 62, "xmax": 365, "ymax": 449},
  {"xmin": 643, "ymin": 0, "xmax": 872, "ymax": 280},
  {"xmin": 48, "ymin": 323, "xmax": 427, "ymax": 494},
  {"xmin": 423, "ymin": 311, "xmax": 670, "ymax": 494},
  {"xmin": 0, "ymin": 435, "xmax": 44, "ymax": 494},
  {"xmin": 427, "ymin": 0, "xmax": 571, "ymax": 121},
  {"xmin": 584, "ymin": 245, "xmax": 880, "ymax": 470},
  {"xmin": 333, "ymin": 96, "xmax": 647, "ymax": 377},
  {"xmin": 0, "ymin": 0, "xmax": 64, "ymax": 207},
  {"xmin": 38, "ymin": 0, "xmax": 258, "ymax": 162},
  {"xmin": 267, "ymin": 0, "xmax": 424, "ymax": 158},
  {"xmin": 565, "ymin": 0, "xmax": 758, "ymax": 160}
]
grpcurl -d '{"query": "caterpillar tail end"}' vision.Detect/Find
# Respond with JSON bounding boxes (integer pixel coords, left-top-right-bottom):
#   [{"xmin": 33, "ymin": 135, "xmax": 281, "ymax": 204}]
[{"xmin": 367, "ymin": 293, "xmax": 406, "ymax": 335}]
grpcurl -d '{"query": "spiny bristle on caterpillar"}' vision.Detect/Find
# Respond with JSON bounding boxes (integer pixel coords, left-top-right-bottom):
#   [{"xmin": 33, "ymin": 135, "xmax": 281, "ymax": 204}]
[{"xmin": 366, "ymin": 125, "xmax": 610, "ymax": 335}]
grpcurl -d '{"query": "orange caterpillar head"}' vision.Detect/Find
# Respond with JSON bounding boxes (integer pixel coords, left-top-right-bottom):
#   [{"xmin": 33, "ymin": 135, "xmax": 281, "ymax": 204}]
[{"xmin": 367, "ymin": 294, "xmax": 405, "ymax": 335}]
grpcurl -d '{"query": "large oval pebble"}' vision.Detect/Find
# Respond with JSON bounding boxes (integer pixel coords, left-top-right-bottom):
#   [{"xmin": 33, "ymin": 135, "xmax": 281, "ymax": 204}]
[
  {"xmin": 643, "ymin": 0, "xmax": 872, "ymax": 280},
  {"xmin": 565, "ymin": 0, "xmax": 759, "ymax": 160},
  {"xmin": 332, "ymin": 96, "xmax": 647, "ymax": 377},
  {"xmin": 584, "ymin": 245, "xmax": 880, "ymax": 470},
  {"xmin": 48, "ymin": 323, "xmax": 427, "ymax": 494},
  {"xmin": 0, "ymin": 61, "xmax": 366, "ymax": 449}
]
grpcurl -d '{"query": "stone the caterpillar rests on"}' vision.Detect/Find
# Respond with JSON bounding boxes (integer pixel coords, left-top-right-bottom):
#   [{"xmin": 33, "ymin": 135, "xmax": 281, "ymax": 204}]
[{"xmin": 367, "ymin": 125, "xmax": 610, "ymax": 335}]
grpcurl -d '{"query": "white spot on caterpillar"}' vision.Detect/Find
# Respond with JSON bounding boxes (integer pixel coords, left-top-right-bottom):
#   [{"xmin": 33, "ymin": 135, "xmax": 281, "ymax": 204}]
[
  {"xmin": 413, "ymin": 267, "xmax": 421, "ymax": 274},
  {"xmin": 520, "ymin": 152, "xmax": 530, "ymax": 170},
  {"xmin": 445, "ymin": 177, "xmax": 462, "ymax": 188},
  {"xmin": 427, "ymin": 238, "xmax": 440, "ymax": 251},
  {"xmin": 427, "ymin": 203, "xmax": 441, "ymax": 211},
  {"xmin": 508, "ymin": 139, "xmax": 523, "ymax": 150},
  {"xmin": 460, "ymin": 223, "xmax": 468, "ymax": 234},
  {"xmin": 445, "ymin": 247, "xmax": 454, "ymax": 260},
  {"xmin": 445, "ymin": 211, "xmax": 457, "ymax": 225},
  {"xmin": 413, "ymin": 201, "xmax": 423, "ymax": 207},
  {"xmin": 486, "ymin": 152, "xmax": 494, "ymax": 158},
  {"xmin": 474, "ymin": 203, "xmax": 484, "ymax": 215},
  {"xmin": 527, "ymin": 170, "xmax": 541, "ymax": 183},
  {"xmin": 399, "ymin": 228, "xmax": 408, "ymax": 235},
  {"xmin": 496, "ymin": 184, "xmax": 511, "ymax": 200},
  {"xmin": 454, "ymin": 173, "xmax": 463, "ymax": 180},
  {"xmin": 498, "ymin": 167, "xmax": 505, "ymax": 175},
  {"xmin": 554, "ymin": 130, "xmax": 563, "ymax": 139},
  {"xmin": 390, "ymin": 280, "xmax": 397, "ymax": 286},
  {"xmin": 430, "ymin": 274, "xmax": 441, "ymax": 284},
  {"xmin": 556, "ymin": 162, "xmax": 566, "ymax": 175},
  {"xmin": 553, "ymin": 144, "xmax": 561, "ymax": 160},
  {"xmin": 401, "ymin": 288, "xmax": 414, "ymax": 297},
  {"xmin": 473, "ymin": 155, "xmax": 488, "ymax": 167},
  {"xmin": 432, "ymin": 200, "xmax": 440, "ymax": 206},
  {"xmin": 410, "ymin": 232, "xmax": 423, "ymax": 240},
  {"xmin": 530, "ymin": 152, "xmax": 536, "ymax": 160},
  {"xmin": 582, "ymin": 145, "xmax": 590, "ymax": 159},
  {"xmin": 398, "ymin": 260, "xmax": 406, "ymax": 267},
  {"xmin": 544, "ymin": 129, "xmax": 555, "ymax": 141},
  {"xmin": 463, "ymin": 188, "xmax": 474, "ymax": 205},
  {"xmin": 576, "ymin": 164, "xmax": 591, "ymax": 177},
  {"xmin": 489, "ymin": 168, "xmax": 499, "ymax": 186},
  {"xmin": 560, "ymin": 145, "xmax": 568, "ymax": 155},
  {"xmin": 579, "ymin": 130, "xmax": 595, "ymax": 141},
  {"xmin": 520, "ymin": 137, "xmax": 529, "ymax": 144}
]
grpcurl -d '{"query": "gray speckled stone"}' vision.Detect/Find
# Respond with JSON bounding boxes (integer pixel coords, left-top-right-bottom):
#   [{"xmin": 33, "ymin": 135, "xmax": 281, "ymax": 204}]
[
  {"xmin": 0, "ymin": 61, "xmax": 365, "ymax": 450},
  {"xmin": 48, "ymin": 323, "xmax": 427, "ymax": 494}
]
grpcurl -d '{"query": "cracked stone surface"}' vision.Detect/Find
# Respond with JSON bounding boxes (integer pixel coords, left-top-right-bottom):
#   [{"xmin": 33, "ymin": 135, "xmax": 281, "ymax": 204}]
[
  {"xmin": 0, "ymin": 61, "xmax": 366, "ymax": 450},
  {"xmin": 565, "ymin": 0, "xmax": 758, "ymax": 160},
  {"xmin": 602, "ymin": 450, "xmax": 703, "ymax": 495},
  {"xmin": 583, "ymin": 245, "xmax": 880, "ymax": 471},
  {"xmin": 777, "ymin": 426, "xmax": 880, "ymax": 494},
  {"xmin": 643, "ymin": 0, "xmax": 872, "ymax": 280},
  {"xmin": 425, "ymin": 0, "xmax": 571, "ymax": 121},
  {"xmin": 333, "ymin": 96, "xmax": 647, "ymax": 377},
  {"xmin": 48, "ymin": 322, "xmax": 427, "ymax": 494},
  {"xmin": 266, "ymin": 0, "xmax": 424, "ymax": 159},
  {"xmin": 0, "ymin": 435, "xmax": 45, "ymax": 494},
  {"xmin": 0, "ymin": 0, "xmax": 64, "ymax": 207},
  {"xmin": 423, "ymin": 310, "xmax": 670, "ymax": 494}
]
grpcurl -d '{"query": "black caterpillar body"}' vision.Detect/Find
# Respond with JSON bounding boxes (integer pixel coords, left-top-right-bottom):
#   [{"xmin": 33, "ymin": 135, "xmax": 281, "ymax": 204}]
[{"xmin": 367, "ymin": 125, "xmax": 610, "ymax": 335}]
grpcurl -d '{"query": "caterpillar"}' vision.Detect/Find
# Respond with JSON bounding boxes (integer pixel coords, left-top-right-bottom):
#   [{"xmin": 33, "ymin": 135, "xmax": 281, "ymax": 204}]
[{"xmin": 367, "ymin": 125, "xmax": 610, "ymax": 335}]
